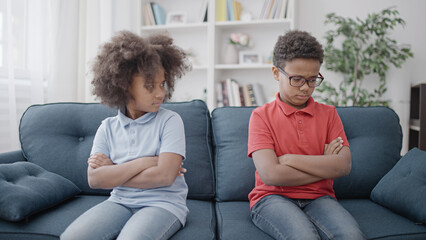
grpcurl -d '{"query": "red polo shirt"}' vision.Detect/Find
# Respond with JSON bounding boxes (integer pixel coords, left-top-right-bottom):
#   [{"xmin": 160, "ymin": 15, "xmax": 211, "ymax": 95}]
[{"xmin": 248, "ymin": 93, "xmax": 349, "ymax": 209}]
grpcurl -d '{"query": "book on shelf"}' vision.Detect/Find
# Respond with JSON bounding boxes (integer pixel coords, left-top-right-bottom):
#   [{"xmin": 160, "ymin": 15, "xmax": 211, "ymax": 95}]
[
  {"xmin": 233, "ymin": 0, "xmax": 242, "ymax": 21},
  {"xmin": 216, "ymin": 0, "xmax": 227, "ymax": 21},
  {"xmin": 216, "ymin": 0, "xmax": 242, "ymax": 22},
  {"xmin": 151, "ymin": 3, "xmax": 166, "ymax": 25},
  {"xmin": 144, "ymin": 3, "xmax": 156, "ymax": 25},
  {"xmin": 142, "ymin": 2, "xmax": 167, "ymax": 26},
  {"xmin": 259, "ymin": 0, "xmax": 288, "ymax": 20},
  {"xmin": 216, "ymin": 80, "xmax": 267, "ymax": 107},
  {"xmin": 199, "ymin": 0, "xmax": 209, "ymax": 22},
  {"xmin": 227, "ymin": 0, "xmax": 234, "ymax": 21}
]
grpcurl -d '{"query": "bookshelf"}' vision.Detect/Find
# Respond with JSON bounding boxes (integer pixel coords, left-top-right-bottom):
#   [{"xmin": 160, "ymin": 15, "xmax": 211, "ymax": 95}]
[
  {"xmin": 408, "ymin": 83, "xmax": 426, "ymax": 150},
  {"xmin": 138, "ymin": 0, "xmax": 295, "ymax": 110}
]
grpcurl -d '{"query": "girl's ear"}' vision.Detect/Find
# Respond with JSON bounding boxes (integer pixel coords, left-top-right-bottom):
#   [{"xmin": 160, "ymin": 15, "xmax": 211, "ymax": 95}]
[{"xmin": 272, "ymin": 66, "xmax": 280, "ymax": 82}]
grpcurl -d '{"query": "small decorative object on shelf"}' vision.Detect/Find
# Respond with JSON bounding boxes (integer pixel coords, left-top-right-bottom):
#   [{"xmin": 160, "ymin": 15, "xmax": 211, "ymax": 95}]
[
  {"xmin": 229, "ymin": 32, "xmax": 250, "ymax": 47},
  {"xmin": 239, "ymin": 51, "xmax": 261, "ymax": 65},
  {"xmin": 166, "ymin": 12, "xmax": 187, "ymax": 25},
  {"xmin": 223, "ymin": 32, "xmax": 250, "ymax": 64}
]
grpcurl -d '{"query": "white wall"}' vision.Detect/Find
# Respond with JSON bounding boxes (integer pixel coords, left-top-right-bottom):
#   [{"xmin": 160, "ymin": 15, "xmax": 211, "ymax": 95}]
[{"xmin": 295, "ymin": 0, "xmax": 426, "ymax": 154}]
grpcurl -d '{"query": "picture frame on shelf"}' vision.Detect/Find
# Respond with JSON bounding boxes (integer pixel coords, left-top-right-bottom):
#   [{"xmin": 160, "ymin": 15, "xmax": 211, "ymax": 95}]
[
  {"xmin": 166, "ymin": 12, "xmax": 187, "ymax": 25},
  {"xmin": 239, "ymin": 51, "xmax": 262, "ymax": 65}
]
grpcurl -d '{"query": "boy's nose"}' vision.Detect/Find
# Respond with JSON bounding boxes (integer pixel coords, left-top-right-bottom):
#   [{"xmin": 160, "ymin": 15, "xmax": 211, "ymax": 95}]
[{"xmin": 300, "ymin": 81, "xmax": 310, "ymax": 90}]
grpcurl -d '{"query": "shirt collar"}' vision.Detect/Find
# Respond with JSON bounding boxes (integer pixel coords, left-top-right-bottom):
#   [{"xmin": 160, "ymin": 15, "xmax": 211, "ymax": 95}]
[
  {"xmin": 275, "ymin": 92, "xmax": 315, "ymax": 116},
  {"xmin": 117, "ymin": 107, "xmax": 158, "ymax": 127}
]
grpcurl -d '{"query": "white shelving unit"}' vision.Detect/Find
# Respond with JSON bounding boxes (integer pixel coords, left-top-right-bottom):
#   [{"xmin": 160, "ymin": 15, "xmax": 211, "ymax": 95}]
[{"xmin": 139, "ymin": 0, "xmax": 295, "ymax": 110}]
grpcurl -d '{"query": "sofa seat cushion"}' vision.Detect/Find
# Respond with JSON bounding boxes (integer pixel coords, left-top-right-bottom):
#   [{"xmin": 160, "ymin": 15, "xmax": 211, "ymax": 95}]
[
  {"xmin": 370, "ymin": 147, "xmax": 426, "ymax": 224},
  {"xmin": 0, "ymin": 162, "xmax": 81, "ymax": 222},
  {"xmin": 0, "ymin": 195, "xmax": 215, "ymax": 240},
  {"xmin": 216, "ymin": 201, "xmax": 273, "ymax": 240},
  {"xmin": 340, "ymin": 199, "xmax": 426, "ymax": 240},
  {"xmin": 170, "ymin": 200, "xmax": 216, "ymax": 240},
  {"xmin": 0, "ymin": 195, "xmax": 107, "ymax": 239}
]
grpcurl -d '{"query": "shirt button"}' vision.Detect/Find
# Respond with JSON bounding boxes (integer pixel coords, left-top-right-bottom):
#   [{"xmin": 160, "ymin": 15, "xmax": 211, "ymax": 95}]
[{"xmin": 298, "ymin": 120, "xmax": 302, "ymax": 124}]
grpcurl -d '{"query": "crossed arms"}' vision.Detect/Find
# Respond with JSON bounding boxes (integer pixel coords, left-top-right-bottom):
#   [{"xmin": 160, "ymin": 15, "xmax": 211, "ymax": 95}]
[
  {"xmin": 252, "ymin": 137, "xmax": 351, "ymax": 187},
  {"xmin": 87, "ymin": 153, "xmax": 186, "ymax": 189}
]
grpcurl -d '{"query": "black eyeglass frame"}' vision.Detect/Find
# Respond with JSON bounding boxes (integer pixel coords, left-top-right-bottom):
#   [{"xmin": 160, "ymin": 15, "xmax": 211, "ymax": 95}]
[{"xmin": 277, "ymin": 66, "xmax": 324, "ymax": 88}]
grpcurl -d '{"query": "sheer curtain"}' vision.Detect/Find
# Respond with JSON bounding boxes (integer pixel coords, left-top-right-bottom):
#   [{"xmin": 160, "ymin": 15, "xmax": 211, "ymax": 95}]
[
  {"xmin": 0, "ymin": 0, "xmax": 139, "ymax": 153},
  {"xmin": 0, "ymin": 0, "xmax": 79, "ymax": 153}
]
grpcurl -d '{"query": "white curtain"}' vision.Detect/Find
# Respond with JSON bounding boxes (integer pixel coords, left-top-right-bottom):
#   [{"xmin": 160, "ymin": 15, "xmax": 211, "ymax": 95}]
[
  {"xmin": 0, "ymin": 0, "xmax": 139, "ymax": 153},
  {"xmin": 0, "ymin": 0, "xmax": 79, "ymax": 153}
]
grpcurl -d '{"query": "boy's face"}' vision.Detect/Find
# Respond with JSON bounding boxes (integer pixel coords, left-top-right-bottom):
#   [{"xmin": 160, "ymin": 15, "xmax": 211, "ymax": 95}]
[
  {"xmin": 273, "ymin": 58, "xmax": 321, "ymax": 109},
  {"xmin": 126, "ymin": 68, "xmax": 166, "ymax": 120}
]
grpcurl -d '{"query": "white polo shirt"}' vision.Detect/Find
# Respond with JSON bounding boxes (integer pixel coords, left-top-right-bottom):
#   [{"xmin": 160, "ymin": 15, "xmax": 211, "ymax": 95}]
[{"xmin": 91, "ymin": 107, "xmax": 188, "ymax": 225}]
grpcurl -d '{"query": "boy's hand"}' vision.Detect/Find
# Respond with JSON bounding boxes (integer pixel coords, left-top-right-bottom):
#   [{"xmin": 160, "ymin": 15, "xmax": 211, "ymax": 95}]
[
  {"xmin": 88, "ymin": 153, "xmax": 113, "ymax": 169},
  {"xmin": 324, "ymin": 137, "xmax": 344, "ymax": 155}
]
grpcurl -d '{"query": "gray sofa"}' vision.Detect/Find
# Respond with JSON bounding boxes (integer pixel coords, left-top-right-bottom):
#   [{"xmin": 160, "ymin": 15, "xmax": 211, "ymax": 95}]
[{"xmin": 0, "ymin": 100, "xmax": 425, "ymax": 239}]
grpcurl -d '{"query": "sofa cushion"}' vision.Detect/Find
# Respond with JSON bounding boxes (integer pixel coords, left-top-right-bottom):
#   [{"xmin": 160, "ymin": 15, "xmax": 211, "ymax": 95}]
[
  {"xmin": 334, "ymin": 107, "xmax": 402, "ymax": 198},
  {"xmin": 340, "ymin": 199, "xmax": 426, "ymax": 239},
  {"xmin": 216, "ymin": 201, "xmax": 273, "ymax": 240},
  {"xmin": 370, "ymin": 148, "xmax": 426, "ymax": 224},
  {"xmin": 0, "ymin": 195, "xmax": 107, "ymax": 239},
  {"xmin": 170, "ymin": 200, "xmax": 216, "ymax": 240},
  {"xmin": 19, "ymin": 103, "xmax": 116, "ymax": 195},
  {"xmin": 212, "ymin": 107, "xmax": 256, "ymax": 201},
  {"xmin": 212, "ymin": 106, "xmax": 402, "ymax": 202},
  {"xmin": 19, "ymin": 100, "xmax": 214, "ymax": 200},
  {"xmin": 0, "ymin": 196, "xmax": 216, "ymax": 240},
  {"xmin": 0, "ymin": 162, "xmax": 80, "ymax": 222},
  {"xmin": 162, "ymin": 100, "xmax": 215, "ymax": 200}
]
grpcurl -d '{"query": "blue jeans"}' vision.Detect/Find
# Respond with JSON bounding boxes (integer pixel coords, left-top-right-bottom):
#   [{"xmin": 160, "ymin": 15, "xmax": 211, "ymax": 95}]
[
  {"xmin": 251, "ymin": 195, "xmax": 365, "ymax": 240},
  {"xmin": 60, "ymin": 200, "xmax": 182, "ymax": 240}
]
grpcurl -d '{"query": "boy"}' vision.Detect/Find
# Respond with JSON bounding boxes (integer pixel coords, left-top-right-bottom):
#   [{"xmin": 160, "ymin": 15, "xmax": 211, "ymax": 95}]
[
  {"xmin": 248, "ymin": 30, "xmax": 365, "ymax": 239},
  {"xmin": 61, "ymin": 31, "xmax": 190, "ymax": 240}
]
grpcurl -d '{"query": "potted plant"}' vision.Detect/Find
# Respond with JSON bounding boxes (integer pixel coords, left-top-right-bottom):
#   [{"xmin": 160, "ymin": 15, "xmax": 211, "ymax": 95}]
[{"xmin": 316, "ymin": 7, "xmax": 413, "ymax": 106}]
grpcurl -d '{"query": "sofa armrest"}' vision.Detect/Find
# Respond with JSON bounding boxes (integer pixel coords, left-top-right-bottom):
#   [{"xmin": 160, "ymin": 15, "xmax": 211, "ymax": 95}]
[{"xmin": 0, "ymin": 150, "xmax": 27, "ymax": 164}]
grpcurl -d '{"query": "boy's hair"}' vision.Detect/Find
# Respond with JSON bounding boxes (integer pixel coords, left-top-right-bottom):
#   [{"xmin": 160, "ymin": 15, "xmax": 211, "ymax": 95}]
[
  {"xmin": 273, "ymin": 30, "xmax": 323, "ymax": 69},
  {"xmin": 91, "ymin": 30, "xmax": 190, "ymax": 108}
]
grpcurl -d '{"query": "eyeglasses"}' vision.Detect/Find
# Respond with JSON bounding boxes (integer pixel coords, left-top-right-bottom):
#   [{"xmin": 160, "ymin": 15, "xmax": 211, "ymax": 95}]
[{"xmin": 277, "ymin": 67, "xmax": 324, "ymax": 88}]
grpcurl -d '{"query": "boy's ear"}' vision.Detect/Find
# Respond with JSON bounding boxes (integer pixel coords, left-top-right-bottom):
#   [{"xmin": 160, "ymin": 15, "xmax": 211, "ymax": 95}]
[{"xmin": 272, "ymin": 66, "xmax": 280, "ymax": 81}]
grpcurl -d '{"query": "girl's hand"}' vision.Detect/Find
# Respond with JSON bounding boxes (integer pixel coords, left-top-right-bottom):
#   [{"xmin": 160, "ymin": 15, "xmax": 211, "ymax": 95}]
[
  {"xmin": 88, "ymin": 153, "xmax": 113, "ymax": 169},
  {"xmin": 178, "ymin": 162, "xmax": 187, "ymax": 177},
  {"xmin": 324, "ymin": 137, "xmax": 344, "ymax": 155}
]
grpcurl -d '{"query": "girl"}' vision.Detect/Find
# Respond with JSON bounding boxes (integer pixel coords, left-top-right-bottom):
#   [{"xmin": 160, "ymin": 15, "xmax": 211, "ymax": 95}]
[{"xmin": 61, "ymin": 30, "xmax": 191, "ymax": 240}]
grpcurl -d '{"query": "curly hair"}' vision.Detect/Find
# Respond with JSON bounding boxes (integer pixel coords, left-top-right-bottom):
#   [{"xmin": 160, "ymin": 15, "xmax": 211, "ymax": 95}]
[
  {"xmin": 273, "ymin": 30, "xmax": 323, "ymax": 69},
  {"xmin": 91, "ymin": 30, "xmax": 191, "ymax": 108}
]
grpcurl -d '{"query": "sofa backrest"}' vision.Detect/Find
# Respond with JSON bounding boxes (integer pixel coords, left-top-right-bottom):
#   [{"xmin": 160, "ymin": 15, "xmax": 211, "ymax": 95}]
[
  {"xmin": 19, "ymin": 100, "xmax": 215, "ymax": 200},
  {"xmin": 212, "ymin": 106, "xmax": 402, "ymax": 202},
  {"xmin": 212, "ymin": 107, "xmax": 257, "ymax": 201},
  {"xmin": 333, "ymin": 107, "xmax": 402, "ymax": 198}
]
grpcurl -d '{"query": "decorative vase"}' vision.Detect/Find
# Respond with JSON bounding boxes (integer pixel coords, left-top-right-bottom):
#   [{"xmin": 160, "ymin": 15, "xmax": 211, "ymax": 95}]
[{"xmin": 223, "ymin": 44, "xmax": 239, "ymax": 64}]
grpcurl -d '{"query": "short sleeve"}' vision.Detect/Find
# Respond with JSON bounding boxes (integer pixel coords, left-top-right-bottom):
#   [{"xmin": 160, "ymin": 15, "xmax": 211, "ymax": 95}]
[
  {"xmin": 90, "ymin": 121, "xmax": 110, "ymax": 157},
  {"xmin": 327, "ymin": 107, "xmax": 350, "ymax": 148},
  {"xmin": 248, "ymin": 110, "xmax": 275, "ymax": 158},
  {"xmin": 159, "ymin": 113, "xmax": 186, "ymax": 159}
]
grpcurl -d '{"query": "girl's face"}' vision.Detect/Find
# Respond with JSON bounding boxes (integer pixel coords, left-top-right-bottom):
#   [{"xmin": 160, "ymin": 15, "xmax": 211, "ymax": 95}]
[
  {"xmin": 273, "ymin": 58, "xmax": 321, "ymax": 109},
  {"xmin": 126, "ymin": 68, "xmax": 166, "ymax": 120}
]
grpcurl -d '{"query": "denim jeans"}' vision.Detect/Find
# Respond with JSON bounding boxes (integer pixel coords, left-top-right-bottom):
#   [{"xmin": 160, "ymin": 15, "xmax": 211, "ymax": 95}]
[
  {"xmin": 251, "ymin": 195, "xmax": 365, "ymax": 240},
  {"xmin": 60, "ymin": 200, "xmax": 182, "ymax": 240}
]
